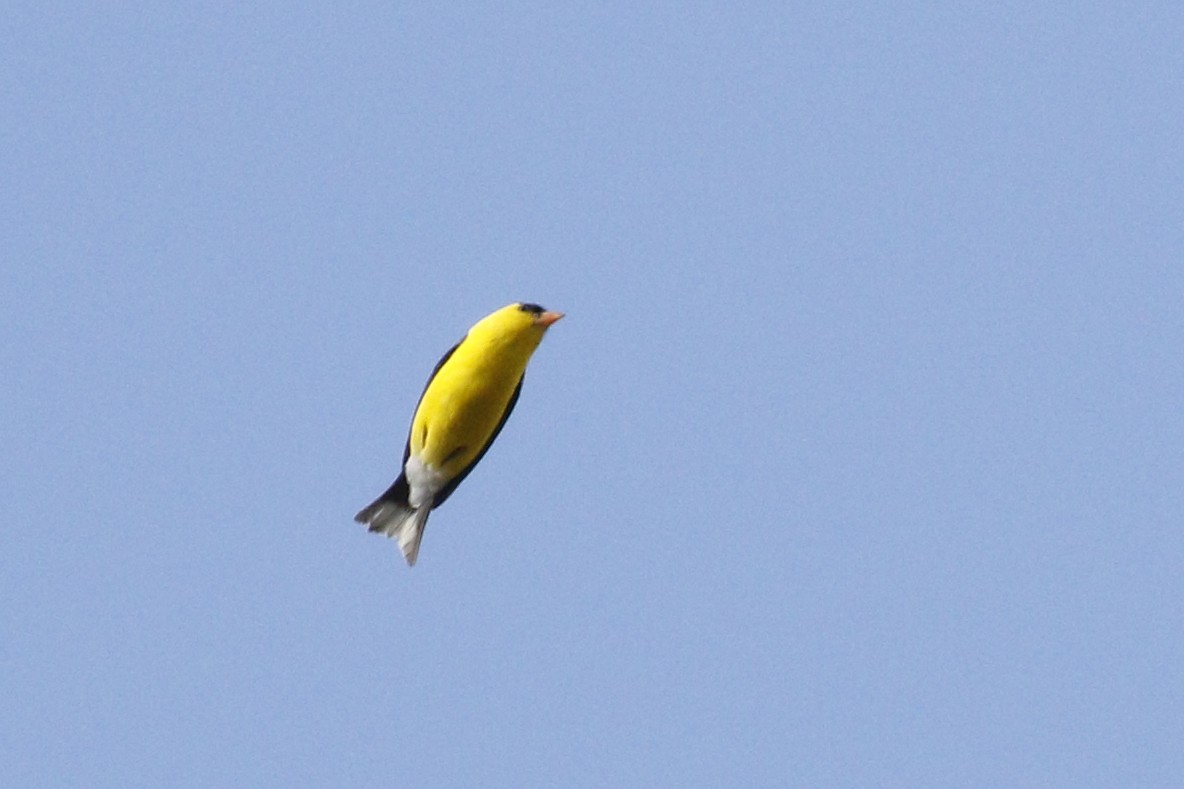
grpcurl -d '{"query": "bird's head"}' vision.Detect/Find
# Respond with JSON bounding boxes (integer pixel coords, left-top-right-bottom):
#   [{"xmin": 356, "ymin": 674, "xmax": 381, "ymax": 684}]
[
  {"xmin": 467, "ymin": 303, "xmax": 564, "ymax": 354},
  {"xmin": 514, "ymin": 302, "xmax": 565, "ymax": 329}
]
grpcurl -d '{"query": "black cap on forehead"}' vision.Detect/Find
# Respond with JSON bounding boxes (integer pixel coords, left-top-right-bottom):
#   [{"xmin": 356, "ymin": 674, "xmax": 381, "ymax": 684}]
[{"xmin": 518, "ymin": 303, "xmax": 545, "ymax": 315}]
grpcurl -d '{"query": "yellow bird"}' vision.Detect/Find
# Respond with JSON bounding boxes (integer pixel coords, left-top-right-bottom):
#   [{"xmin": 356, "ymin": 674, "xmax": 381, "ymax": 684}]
[{"xmin": 355, "ymin": 303, "xmax": 564, "ymax": 565}]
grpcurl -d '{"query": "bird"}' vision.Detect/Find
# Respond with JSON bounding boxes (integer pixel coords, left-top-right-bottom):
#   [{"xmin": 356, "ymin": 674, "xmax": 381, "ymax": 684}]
[{"xmin": 355, "ymin": 302, "xmax": 564, "ymax": 565}]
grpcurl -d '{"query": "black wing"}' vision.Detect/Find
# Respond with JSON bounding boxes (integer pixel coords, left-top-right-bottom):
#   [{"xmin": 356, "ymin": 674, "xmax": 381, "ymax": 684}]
[{"xmin": 357, "ymin": 339, "xmax": 463, "ymax": 514}]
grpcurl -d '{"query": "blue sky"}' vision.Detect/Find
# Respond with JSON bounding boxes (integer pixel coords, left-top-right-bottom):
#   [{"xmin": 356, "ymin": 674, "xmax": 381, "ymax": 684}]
[{"xmin": 3, "ymin": 2, "xmax": 1182, "ymax": 786}]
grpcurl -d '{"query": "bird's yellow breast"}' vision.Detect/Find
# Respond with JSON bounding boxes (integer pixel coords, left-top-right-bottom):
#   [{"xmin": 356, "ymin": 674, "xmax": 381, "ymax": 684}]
[{"xmin": 409, "ymin": 312, "xmax": 545, "ymax": 476}]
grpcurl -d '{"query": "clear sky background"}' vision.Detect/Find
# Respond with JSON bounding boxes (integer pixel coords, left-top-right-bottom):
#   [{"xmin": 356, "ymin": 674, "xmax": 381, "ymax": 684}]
[{"xmin": 3, "ymin": 3, "xmax": 1182, "ymax": 787}]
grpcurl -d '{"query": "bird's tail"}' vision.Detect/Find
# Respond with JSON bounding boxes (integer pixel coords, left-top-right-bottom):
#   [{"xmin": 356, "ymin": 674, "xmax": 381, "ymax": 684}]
[{"xmin": 354, "ymin": 498, "xmax": 432, "ymax": 566}]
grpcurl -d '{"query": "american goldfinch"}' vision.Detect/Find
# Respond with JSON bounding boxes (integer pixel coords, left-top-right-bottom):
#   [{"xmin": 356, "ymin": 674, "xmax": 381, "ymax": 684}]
[{"xmin": 355, "ymin": 302, "xmax": 564, "ymax": 565}]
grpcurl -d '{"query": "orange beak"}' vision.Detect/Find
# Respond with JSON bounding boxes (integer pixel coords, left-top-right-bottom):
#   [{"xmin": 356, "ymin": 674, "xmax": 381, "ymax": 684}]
[{"xmin": 537, "ymin": 311, "xmax": 564, "ymax": 327}]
